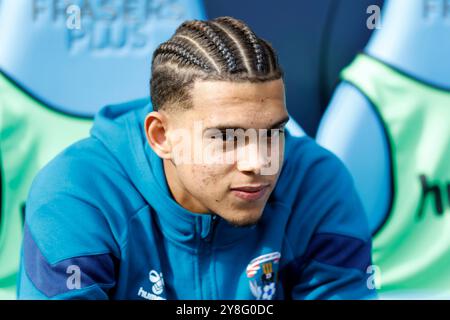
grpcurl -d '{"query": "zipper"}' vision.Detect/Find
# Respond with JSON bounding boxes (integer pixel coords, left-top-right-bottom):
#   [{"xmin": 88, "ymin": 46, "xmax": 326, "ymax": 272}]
[
  {"xmin": 204, "ymin": 214, "xmax": 218, "ymax": 243},
  {"xmin": 197, "ymin": 214, "xmax": 219, "ymax": 299}
]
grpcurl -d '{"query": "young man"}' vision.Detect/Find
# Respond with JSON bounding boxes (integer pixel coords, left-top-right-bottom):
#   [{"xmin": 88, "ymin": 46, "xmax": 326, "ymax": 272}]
[{"xmin": 18, "ymin": 17, "xmax": 374, "ymax": 300}]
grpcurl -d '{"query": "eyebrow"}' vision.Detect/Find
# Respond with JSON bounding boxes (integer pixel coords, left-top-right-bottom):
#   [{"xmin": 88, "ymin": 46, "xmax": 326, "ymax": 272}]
[{"xmin": 205, "ymin": 115, "xmax": 290, "ymax": 131}]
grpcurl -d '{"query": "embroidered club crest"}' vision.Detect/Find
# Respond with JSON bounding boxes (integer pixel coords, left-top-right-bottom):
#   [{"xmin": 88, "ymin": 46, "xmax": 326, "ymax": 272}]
[{"xmin": 246, "ymin": 252, "xmax": 281, "ymax": 300}]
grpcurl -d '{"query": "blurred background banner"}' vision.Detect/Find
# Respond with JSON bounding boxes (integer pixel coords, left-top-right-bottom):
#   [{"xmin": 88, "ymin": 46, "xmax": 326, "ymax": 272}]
[
  {"xmin": 0, "ymin": 0, "xmax": 384, "ymax": 299},
  {"xmin": 0, "ymin": 0, "xmax": 206, "ymax": 116}
]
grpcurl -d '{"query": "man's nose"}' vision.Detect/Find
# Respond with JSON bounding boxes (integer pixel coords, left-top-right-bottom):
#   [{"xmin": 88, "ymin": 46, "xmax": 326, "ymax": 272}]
[{"xmin": 236, "ymin": 143, "xmax": 270, "ymax": 174}]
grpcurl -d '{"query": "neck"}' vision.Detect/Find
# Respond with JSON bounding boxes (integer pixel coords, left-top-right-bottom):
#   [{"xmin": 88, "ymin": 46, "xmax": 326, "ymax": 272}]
[
  {"xmin": 366, "ymin": 0, "xmax": 450, "ymax": 88},
  {"xmin": 163, "ymin": 159, "xmax": 209, "ymax": 214}
]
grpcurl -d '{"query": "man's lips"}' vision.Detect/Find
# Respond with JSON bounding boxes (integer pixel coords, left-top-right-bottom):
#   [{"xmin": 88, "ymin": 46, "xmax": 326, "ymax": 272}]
[{"xmin": 230, "ymin": 184, "xmax": 270, "ymax": 201}]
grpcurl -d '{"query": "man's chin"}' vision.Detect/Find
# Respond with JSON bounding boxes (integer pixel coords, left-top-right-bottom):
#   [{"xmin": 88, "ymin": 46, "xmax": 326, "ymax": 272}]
[{"xmin": 220, "ymin": 210, "xmax": 264, "ymax": 228}]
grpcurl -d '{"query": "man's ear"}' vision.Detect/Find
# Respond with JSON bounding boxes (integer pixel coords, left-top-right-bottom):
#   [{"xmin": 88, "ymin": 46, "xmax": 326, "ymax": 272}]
[{"xmin": 144, "ymin": 111, "xmax": 172, "ymax": 159}]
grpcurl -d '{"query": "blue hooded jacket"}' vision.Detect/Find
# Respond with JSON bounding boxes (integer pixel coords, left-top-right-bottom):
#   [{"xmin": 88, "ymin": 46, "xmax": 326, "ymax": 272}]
[{"xmin": 18, "ymin": 98, "xmax": 375, "ymax": 300}]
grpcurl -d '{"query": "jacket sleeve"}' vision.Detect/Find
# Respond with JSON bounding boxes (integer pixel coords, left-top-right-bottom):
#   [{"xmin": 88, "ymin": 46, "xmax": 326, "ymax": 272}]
[
  {"xmin": 283, "ymin": 148, "xmax": 377, "ymax": 300},
  {"xmin": 18, "ymin": 191, "xmax": 120, "ymax": 300}
]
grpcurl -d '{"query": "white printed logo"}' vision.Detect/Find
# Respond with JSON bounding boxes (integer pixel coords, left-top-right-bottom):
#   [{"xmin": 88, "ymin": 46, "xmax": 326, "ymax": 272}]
[
  {"xmin": 137, "ymin": 269, "xmax": 166, "ymax": 300},
  {"xmin": 149, "ymin": 270, "xmax": 165, "ymax": 295}
]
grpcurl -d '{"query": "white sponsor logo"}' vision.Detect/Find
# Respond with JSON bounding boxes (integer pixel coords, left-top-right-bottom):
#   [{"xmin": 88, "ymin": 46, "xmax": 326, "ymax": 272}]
[{"xmin": 137, "ymin": 269, "xmax": 166, "ymax": 300}]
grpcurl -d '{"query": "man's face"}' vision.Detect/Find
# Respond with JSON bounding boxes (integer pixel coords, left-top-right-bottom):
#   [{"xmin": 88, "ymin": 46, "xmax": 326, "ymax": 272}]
[{"xmin": 152, "ymin": 79, "xmax": 288, "ymax": 227}]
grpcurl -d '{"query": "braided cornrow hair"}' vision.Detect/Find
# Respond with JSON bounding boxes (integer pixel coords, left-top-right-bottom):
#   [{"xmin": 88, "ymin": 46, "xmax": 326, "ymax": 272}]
[{"xmin": 150, "ymin": 16, "xmax": 283, "ymax": 111}]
